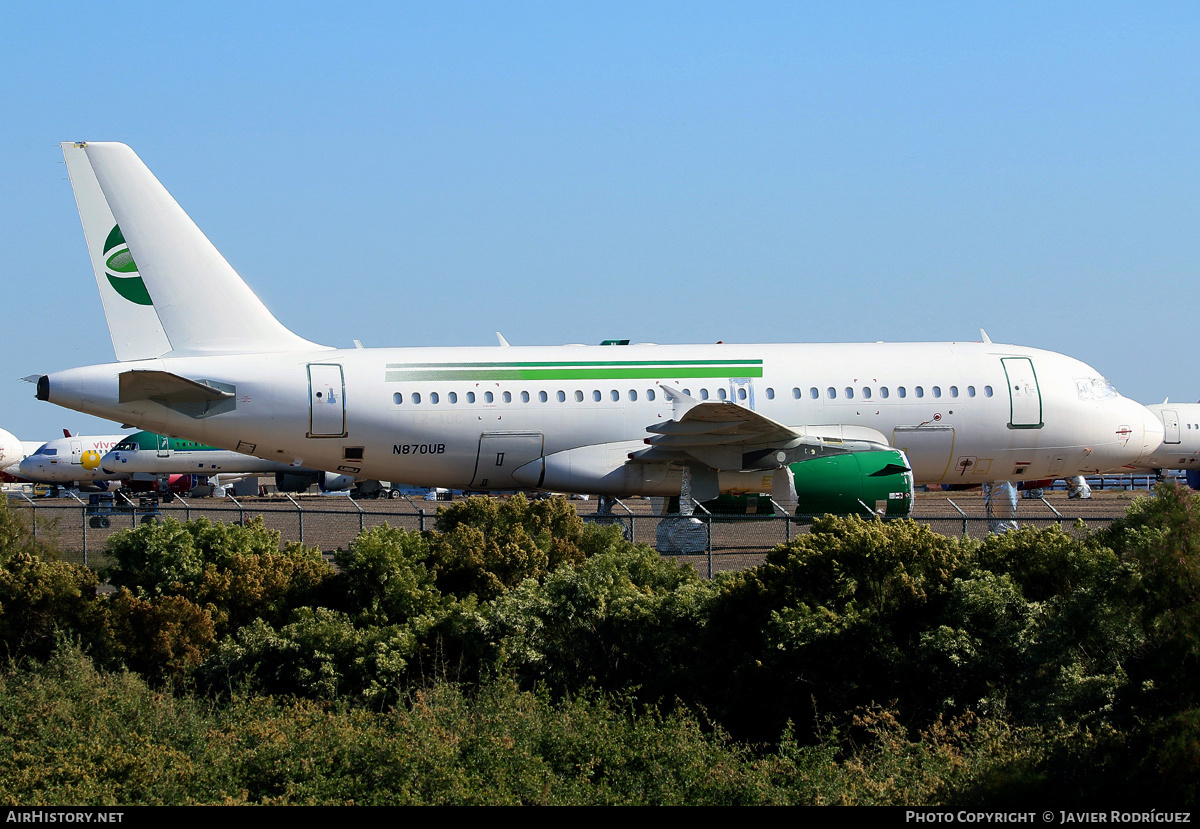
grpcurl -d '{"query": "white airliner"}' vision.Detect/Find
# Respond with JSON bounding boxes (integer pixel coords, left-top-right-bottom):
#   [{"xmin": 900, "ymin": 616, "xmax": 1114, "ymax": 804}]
[
  {"xmin": 0, "ymin": 428, "xmax": 43, "ymax": 483},
  {"xmin": 17, "ymin": 434, "xmax": 129, "ymax": 487},
  {"xmin": 100, "ymin": 431, "xmax": 347, "ymax": 492},
  {"xmin": 29, "ymin": 142, "xmax": 1165, "ymax": 514},
  {"xmin": 1126, "ymin": 403, "xmax": 1200, "ymax": 483}
]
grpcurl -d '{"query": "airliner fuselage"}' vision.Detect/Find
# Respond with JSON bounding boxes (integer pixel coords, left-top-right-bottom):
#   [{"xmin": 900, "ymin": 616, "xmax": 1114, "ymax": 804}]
[{"xmin": 40, "ymin": 339, "xmax": 1162, "ymax": 496}]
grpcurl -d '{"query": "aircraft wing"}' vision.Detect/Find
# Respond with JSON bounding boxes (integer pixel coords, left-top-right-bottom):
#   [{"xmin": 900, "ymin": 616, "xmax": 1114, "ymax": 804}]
[{"xmin": 634, "ymin": 385, "xmax": 891, "ymax": 471}]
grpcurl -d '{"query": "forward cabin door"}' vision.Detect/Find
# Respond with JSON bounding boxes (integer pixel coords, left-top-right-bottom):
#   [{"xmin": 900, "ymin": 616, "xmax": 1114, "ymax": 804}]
[
  {"xmin": 157, "ymin": 434, "xmax": 172, "ymax": 458},
  {"xmin": 470, "ymin": 432, "xmax": 545, "ymax": 489},
  {"xmin": 308, "ymin": 364, "xmax": 347, "ymax": 438},
  {"xmin": 1002, "ymin": 357, "xmax": 1043, "ymax": 429}
]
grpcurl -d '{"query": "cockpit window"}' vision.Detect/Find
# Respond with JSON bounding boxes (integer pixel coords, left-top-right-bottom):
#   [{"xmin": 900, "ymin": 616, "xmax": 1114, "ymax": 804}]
[
  {"xmin": 35, "ymin": 447, "xmax": 57, "ymax": 456},
  {"xmin": 115, "ymin": 441, "xmax": 137, "ymax": 451},
  {"xmin": 1076, "ymin": 377, "xmax": 1119, "ymax": 401}
]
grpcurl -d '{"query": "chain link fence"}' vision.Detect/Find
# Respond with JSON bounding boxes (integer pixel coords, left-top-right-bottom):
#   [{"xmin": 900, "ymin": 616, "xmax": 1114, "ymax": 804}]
[{"xmin": 7, "ymin": 488, "xmax": 1138, "ymax": 577}]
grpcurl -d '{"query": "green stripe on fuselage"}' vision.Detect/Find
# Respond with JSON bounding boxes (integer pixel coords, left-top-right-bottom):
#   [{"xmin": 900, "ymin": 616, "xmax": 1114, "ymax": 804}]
[{"xmin": 383, "ymin": 359, "xmax": 763, "ymax": 383}]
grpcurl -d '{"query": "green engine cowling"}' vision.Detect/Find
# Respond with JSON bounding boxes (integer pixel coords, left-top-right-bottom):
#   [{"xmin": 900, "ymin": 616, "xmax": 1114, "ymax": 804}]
[{"xmin": 789, "ymin": 448, "xmax": 913, "ymax": 518}]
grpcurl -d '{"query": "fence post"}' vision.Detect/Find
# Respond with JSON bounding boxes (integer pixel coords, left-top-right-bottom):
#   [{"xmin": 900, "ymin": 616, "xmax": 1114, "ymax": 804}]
[
  {"xmin": 1039, "ymin": 495, "xmax": 1064, "ymax": 530},
  {"xmin": 174, "ymin": 494, "xmax": 191, "ymax": 522},
  {"xmin": 692, "ymin": 501, "xmax": 713, "ymax": 579},
  {"xmin": 612, "ymin": 498, "xmax": 635, "ymax": 544},
  {"xmin": 418, "ymin": 509, "xmax": 426, "ymax": 533},
  {"xmin": 346, "ymin": 493, "xmax": 365, "ymax": 534},
  {"xmin": 117, "ymin": 490, "xmax": 136, "ymax": 526},
  {"xmin": 772, "ymin": 499, "xmax": 792, "ymax": 544},
  {"xmin": 66, "ymin": 491, "xmax": 88, "ymax": 567},
  {"xmin": 283, "ymin": 493, "xmax": 303, "ymax": 544},
  {"xmin": 19, "ymin": 493, "xmax": 37, "ymax": 540},
  {"xmin": 946, "ymin": 498, "xmax": 967, "ymax": 536}
]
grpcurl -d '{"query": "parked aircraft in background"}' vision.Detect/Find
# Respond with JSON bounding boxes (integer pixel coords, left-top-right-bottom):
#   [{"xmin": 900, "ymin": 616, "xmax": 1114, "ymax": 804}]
[
  {"xmin": 1123, "ymin": 402, "xmax": 1200, "ymax": 488},
  {"xmin": 30, "ymin": 142, "xmax": 1165, "ymax": 517},
  {"xmin": 0, "ymin": 428, "xmax": 44, "ymax": 483},
  {"xmin": 100, "ymin": 431, "xmax": 342, "ymax": 493},
  {"xmin": 16, "ymin": 433, "xmax": 128, "ymax": 488}
]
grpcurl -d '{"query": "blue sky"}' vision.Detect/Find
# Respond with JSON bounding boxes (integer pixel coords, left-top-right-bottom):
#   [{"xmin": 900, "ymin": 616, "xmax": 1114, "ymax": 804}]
[{"xmin": 4, "ymin": 1, "xmax": 1199, "ymax": 440}]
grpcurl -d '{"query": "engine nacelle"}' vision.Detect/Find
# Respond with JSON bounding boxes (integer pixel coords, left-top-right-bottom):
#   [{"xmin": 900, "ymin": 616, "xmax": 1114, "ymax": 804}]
[
  {"xmin": 275, "ymin": 471, "xmax": 320, "ymax": 493},
  {"xmin": 318, "ymin": 472, "xmax": 355, "ymax": 492},
  {"xmin": 789, "ymin": 448, "xmax": 913, "ymax": 518}
]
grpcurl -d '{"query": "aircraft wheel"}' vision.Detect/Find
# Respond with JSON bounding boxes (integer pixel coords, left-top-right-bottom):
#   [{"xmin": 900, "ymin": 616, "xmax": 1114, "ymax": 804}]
[
  {"xmin": 140, "ymin": 515, "xmax": 156, "ymax": 525},
  {"xmin": 100, "ymin": 517, "xmax": 111, "ymax": 529},
  {"xmin": 388, "ymin": 489, "xmax": 400, "ymax": 499}
]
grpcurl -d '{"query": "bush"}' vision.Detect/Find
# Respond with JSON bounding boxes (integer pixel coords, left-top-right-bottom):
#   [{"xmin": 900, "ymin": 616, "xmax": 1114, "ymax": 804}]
[
  {"xmin": 103, "ymin": 517, "xmax": 332, "ymax": 637},
  {"xmin": 0, "ymin": 551, "xmax": 103, "ymax": 662},
  {"xmin": 428, "ymin": 495, "xmax": 602, "ymax": 600}
]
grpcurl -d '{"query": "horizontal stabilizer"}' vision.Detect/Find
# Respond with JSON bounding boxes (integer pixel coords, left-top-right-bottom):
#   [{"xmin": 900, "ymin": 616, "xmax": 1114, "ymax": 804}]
[{"xmin": 119, "ymin": 370, "xmax": 235, "ymax": 419}]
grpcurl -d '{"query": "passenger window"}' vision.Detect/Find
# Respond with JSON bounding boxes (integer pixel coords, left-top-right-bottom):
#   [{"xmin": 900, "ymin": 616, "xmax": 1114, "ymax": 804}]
[
  {"xmin": 485, "ymin": 391, "xmax": 494, "ymax": 403},
  {"xmin": 448, "ymin": 392, "xmax": 457, "ymax": 403},
  {"xmin": 717, "ymin": 389, "xmax": 727, "ymax": 400},
  {"xmin": 629, "ymin": 390, "xmax": 638, "ymax": 401},
  {"xmin": 880, "ymin": 387, "xmax": 889, "ymax": 399},
  {"xmin": 593, "ymin": 390, "xmax": 602, "ymax": 402},
  {"xmin": 967, "ymin": 386, "xmax": 976, "ymax": 397},
  {"xmin": 538, "ymin": 391, "xmax": 548, "ymax": 402},
  {"xmin": 827, "ymin": 387, "xmax": 837, "ymax": 399},
  {"xmin": 393, "ymin": 392, "xmax": 402, "ymax": 405},
  {"xmin": 766, "ymin": 388, "xmax": 775, "ymax": 400},
  {"xmin": 611, "ymin": 390, "xmax": 620, "ymax": 402},
  {"xmin": 430, "ymin": 392, "xmax": 439, "ymax": 404},
  {"xmin": 915, "ymin": 386, "xmax": 924, "ymax": 398},
  {"xmin": 647, "ymin": 389, "xmax": 656, "ymax": 401},
  {"xmin": 862, "ymin": 387, "xmax": 871, "ymax": 399},
  {"xmin": 520, "ymin": 391, "xmax": 530, "ymax": 403},
  {"xmin": 949, "ymin": 386, "xmax": 958, "ymax": 398},
  {"xmin": 467, "ymin": 392, "xmax": 476, "ymax": 403},
  {"xmin": 412, "ymin": 392, "xmax": 421, "ymax": 404},
  {"xmin": 810, "ymin": 388, "xmax": 819, "ymax": 399},
  {"xmin": 793, "ymin": 388, "xmax": 801, "ymax": 399},
  {"xmin": 700, "ymin": 389, "xmax": 709, "ymax": 400},
  {"xmin": 575, "ymin": 390, "xmax": 584, "ymax": 402},
  {"xmin": 682, "ymin": 389, "xmax": 691, "ymax": 396},
  {"xmin": 898, "ymin": 387, "xmax": 907, "ymax": 398},
  {"xmin": 556, "ymin": 391, "xmax": 566, "ymax": 402},
  {"xmin": 737, "ymin": 388, "xmax": 747, "ymax": 400},
  {"xmin": 503, "ymin": 391, "xmax": 512, "ymax": 403},
  {"xmin": 844, "ymin": 387, "xmax": 854, "ymax": 399},
  {"xmin": 984, "ymin": 386, "xmax": 993, "ymax": 397},
  {"xmin": 932, "ymin": 386, "xmax": 941, "ymax": 398}
]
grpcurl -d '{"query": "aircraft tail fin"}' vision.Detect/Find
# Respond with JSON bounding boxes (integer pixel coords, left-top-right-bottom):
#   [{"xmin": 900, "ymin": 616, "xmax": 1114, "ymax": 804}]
[
  {"xmin": 63, "ymin": 142, "xmax": 328, "ymax": 358},
  {"xmin": 63, "ymin": 142, "xmax": 172, "ymax": 361}
]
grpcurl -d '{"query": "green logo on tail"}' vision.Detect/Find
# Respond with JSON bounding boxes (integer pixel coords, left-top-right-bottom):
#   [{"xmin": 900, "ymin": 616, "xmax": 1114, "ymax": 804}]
[{"xmin": 103, "ymin": 225, "xmax": 152, "ymax": 306}]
